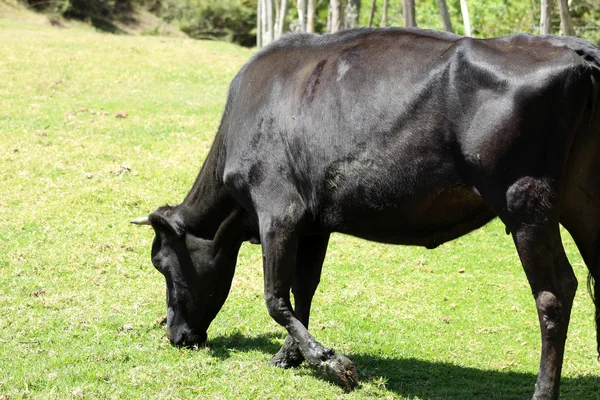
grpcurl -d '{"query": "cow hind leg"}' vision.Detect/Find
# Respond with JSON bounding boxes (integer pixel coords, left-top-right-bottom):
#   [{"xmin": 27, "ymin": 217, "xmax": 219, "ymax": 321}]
[
  {"xmin": 503, "ymin": 178, "xmax": 577, "ymax": 400},
  {"xmin": 562, "ymin": 222, "xmax": 600, "ymax": 360},
  {"xmin": 269, "ymin": 234, "xmax": 330, "ymax": 369},
  {"xmin": 259, "ymin": 213, "xmax": 357, "ymax": 390},
  {"xmin": 587, "ymin": 265, "xmax": 600, "ymax": 359},
  {"xmin": 514, "ymin": 226, "xmax": 577, "ymax": 400},
  {"xmin": 560, "ymin": 193, "xmax": 600, "ymax": 360}
]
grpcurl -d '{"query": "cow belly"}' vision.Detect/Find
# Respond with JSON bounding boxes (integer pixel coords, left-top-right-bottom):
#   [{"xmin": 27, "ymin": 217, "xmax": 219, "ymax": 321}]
[{"xmin": 323, "ymin": 186, "xmax": 496, "ymax": 248}]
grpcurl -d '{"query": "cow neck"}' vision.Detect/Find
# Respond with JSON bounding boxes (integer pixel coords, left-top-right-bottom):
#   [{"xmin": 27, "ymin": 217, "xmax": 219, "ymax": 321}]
[{"xmin": 179, "ymin": 143, "xmax": 233, "ymax": 241}]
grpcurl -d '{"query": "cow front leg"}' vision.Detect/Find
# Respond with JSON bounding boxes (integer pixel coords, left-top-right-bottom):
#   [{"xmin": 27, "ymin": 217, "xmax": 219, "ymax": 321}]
[
  {"xmin": 512, "ymin": 223, "xmax": 577, "ymax": 400},
  {"xmin": 270, "ymin": 234, "xmax": 330, "ymax": 369},
  {"xmin": 260, "ymin": 219, "xmax": 357, "ymax": 390}
]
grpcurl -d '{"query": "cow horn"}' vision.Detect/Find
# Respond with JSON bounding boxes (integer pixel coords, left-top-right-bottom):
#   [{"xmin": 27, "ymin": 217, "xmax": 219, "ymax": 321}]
[{"xmin": 130, "ymin": 216, "xmax": 150, "ymax": 225}]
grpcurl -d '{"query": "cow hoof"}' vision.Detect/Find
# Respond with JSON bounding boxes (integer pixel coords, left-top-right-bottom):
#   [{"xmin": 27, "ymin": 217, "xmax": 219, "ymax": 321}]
[
  {"xmin": 268, "ymin": 347, "xmax": 304, "ymax": 369},
  {"xmin": 320, "ymin": 353, "xmax": 359, "ymax": 392}
]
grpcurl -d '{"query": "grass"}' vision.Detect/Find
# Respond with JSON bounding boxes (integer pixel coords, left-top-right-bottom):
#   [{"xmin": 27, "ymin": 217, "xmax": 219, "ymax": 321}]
[{"xmin": 0, "ymin": 15, "xmax": 599, "ymax": 400}]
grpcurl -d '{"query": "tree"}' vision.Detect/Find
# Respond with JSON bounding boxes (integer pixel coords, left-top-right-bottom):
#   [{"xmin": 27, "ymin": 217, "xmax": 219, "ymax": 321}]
[
  {"xmin": 460, "ymin": 0, "xmax": 471, "ymax": 36},
  {"xmin": 297, "ymin": 0, "xmax": 306, "ymax": 32},
  {"xmin": 257, "ymin": 0, "xmax": 276, "ymax": 48},
  {"xmin": 266, "ymin": 0, "xmax": 274, "ymax": 43},
  {"xmin": 344, "ymin": 0, "xmax": 360, "ymax": 29},
  {"xmin": 558, "ymin": 0, "xmax": 575, "ymax": 36},
  {"xmin": 381, "ymin": 0, "xmax": 389, "ymax": 27},
  {"xmin": 403, "ymin": 0, "xmax": 416, "ymax": 27},
  {"xmin": 368, "ymin": 0, "xmax": 376, "ymax": 27},
  {"xmin": 276, "ymin": 0, "xmax": 288, "ymax": 38},
  {"xmin": 437, "ymin": 0, "xmax": 454, "ymax": 33},
  {"xmin": 257, "ymin": 0, "xmax": 262, "ymax": 48},
  {"xmin": 307, "ymin": 0, "xmax": 316, "ymax": 33},
  {"xmin": 330, "ymin": 0, "xmax": 342, "ymax": 33},
  {"xmin": 540, "ymin": 0, "xmax": 553, "ymax": 35},
  {"xmin": 259, "ymin": 0, "xmax": 272, "ymax": 46}
]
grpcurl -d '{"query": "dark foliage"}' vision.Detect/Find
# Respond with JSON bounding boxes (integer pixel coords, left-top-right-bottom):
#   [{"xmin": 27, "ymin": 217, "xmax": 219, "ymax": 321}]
[
  {"xmin": 20, "ymin": 0, "xmax": 257, "ymax": 47},
  {"xmin": 161, "ymin": 0, "xmax": 256, "ymax": 47}
]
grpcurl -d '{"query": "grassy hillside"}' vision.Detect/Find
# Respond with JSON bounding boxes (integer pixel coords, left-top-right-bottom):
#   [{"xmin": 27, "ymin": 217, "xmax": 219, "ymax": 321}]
[{"xmin": 0, "ymin": 19, "xmax": 598, "ymax": 399}]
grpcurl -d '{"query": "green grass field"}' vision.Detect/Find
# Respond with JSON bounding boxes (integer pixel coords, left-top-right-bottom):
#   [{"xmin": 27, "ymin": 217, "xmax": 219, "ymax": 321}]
[{"xmin": 1, "ymin": 15, "xmax": 599, "ymax": 400}]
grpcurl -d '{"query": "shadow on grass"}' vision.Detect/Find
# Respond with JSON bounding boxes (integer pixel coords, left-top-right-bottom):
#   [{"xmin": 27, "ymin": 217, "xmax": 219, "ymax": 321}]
[
  {"xmin": 88, "ymin": 16, "xmax": 127, "ymax": 34},
  {"xmin": 348, "ymin": 353, "xmax": 599, "ymax": 400},
  {"xmin": 206, "ymin": 331, "xmax": 284, "ymax": 360},
  {"xmin": 207, "ymin": 332, "xmax": 599, "ymax": 399}
]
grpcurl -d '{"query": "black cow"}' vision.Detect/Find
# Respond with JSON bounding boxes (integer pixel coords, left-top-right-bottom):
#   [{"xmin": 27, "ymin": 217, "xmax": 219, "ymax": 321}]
[{"xmin": 132, "ymin": 28, "xmax": 600, "ymax": 399}]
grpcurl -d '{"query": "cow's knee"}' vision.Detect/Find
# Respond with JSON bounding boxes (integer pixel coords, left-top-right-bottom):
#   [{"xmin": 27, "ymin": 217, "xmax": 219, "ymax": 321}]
[
  {"xmin": 537, "ymin": 291, "xmax": 562, "ymax": 336},
  {"xmin": 265, "ymin": 294, "xmax": 293, "ymax": 326},
  {"xmin": 535, "ymin": 275, "xmax": 577, "ymax": 335}
]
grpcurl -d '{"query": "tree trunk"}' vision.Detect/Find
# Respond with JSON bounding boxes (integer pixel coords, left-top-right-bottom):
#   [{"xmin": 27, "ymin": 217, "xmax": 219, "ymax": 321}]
[
  {"xmin": 403, "ymin": 0, "xmax": 416, "ymax": 28},
  {"xmin": 460, "ymin": 0, "xmax": 471, "ymax": 36},
  {"xmin": 381, "ymin": 0, "xmax": 389, "ymax": 27},
  {"xmin": 344, "ymin": 0, "xmax": 360, "ymax": 29},
  {"xmin": 261, "ymin": 0, "xmax": 269, "ymax": 45},
  {"xmin": 277, "ymin": 0, "xmax": 288, "ymax": 37},
  {"xmin": 540, "ymin": 0, "xmax": 553, "ymax": 35},
  {"xmin": 274, "ymin": 0, "xmax": 280, "ymax": 37},
  {"xmin": 558, "ymin": 0, "xmax": 575, "ymax": 36},
  {"xmin": 307, "ymin": 0, "xmax": 316, "ymax": 33},
  {"xmin": 437, "ymin": 0, "xmax": 454, "ymax": 33},
  {"xmin": 297, "ymin": 0, "xmax": 306, "ymax": 32},
  {"xmin": 257, "ymin": 0, "xmax": 262, "ymax": 48},
  {"xmin": 330, "ymin": 0, "xmax": 342, "ymax": 33},
  {"xmin": 266, "ymin": 0, "xmax": 274, "ymax": 44},
  {"xmin": 368, "ymin": 0, "xmax": 376, "ymax": 28}
]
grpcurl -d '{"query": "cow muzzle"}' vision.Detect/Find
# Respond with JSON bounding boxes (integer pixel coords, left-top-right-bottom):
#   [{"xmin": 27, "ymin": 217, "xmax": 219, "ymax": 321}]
[{"xmin": 166, "ymin": 326, "xmax": 207, "ymax": 348}]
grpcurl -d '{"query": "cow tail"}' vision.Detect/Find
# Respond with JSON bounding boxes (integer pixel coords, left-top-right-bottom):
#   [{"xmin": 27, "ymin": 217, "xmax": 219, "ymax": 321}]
[
  {"xmin": 572, "ymin": 42, "xmax": 600, "ymax": 360},
  {"xmin": 591, "ymin": 70, "xmax": 600, "ymax": 360},
  {"xmin": 588, "ymin": 235, "xmax": 600, "ymax": 359}
]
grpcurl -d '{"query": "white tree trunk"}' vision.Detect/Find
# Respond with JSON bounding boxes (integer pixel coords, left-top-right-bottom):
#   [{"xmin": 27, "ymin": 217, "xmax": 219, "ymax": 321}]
[
  {"xmin": 460, "ymin": 0, "xmax": 471, "ymax": 36},
  {"xmin": 403, "ymin": 0, "xmax": 416, "ymax": 28},
  {"xmin": 344, "ymin": 0, "xmax": 360, "ymax": 29},
  {"xmin": 274, "ymin": 0, "xmax": 280, "ymax": 37},
  {"xmin": 276, "ymin": 0, "xmax": 288, "ymax": 38},
  {"xmin": 266, "ymin": 0, "xmax": 274, "ymax": 44},
  {"xmin": 558, "ymin": 0, "xmax": 575, "ymax": 36},
  {"xmin": 261, "ymin": 0, "xmax": 268, "ymax": 44},
  {"xmin": 297, "ymin": 0, "xmax": 307, "ymax": 32},
  {"xmin": 257, "ymin": 0, "xmax": 262, "ymax": 48},
  {"xmin": 437, "ymin": 0, "xmax": 454, "ymax": 33},
  {"xmin": 540, "ymin": 0, "xmax": 553, "ymax": 35},
  {"xmin": 330, "ymin": 0, "xmax": 342, "ymax": 33},
  {"xmin": 307, "ymin": 0, "xmax": 316, "ymax": 33}
]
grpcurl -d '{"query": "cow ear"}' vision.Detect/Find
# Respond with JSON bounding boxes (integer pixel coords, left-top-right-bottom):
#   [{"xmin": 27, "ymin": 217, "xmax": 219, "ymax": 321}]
[{"xmin": 149, "ymin": 206, "xmax": 185, "ymax": 237}]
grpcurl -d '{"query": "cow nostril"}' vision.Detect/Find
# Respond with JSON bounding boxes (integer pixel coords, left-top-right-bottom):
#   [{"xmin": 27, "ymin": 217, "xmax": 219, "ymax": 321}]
[
  {"xmin": 166, "ymin": 327, "xmax": 185, "ymax": 347},
  {"xmin": 170, "ymin": 334, "xmax": 184, "ymax": 346}
]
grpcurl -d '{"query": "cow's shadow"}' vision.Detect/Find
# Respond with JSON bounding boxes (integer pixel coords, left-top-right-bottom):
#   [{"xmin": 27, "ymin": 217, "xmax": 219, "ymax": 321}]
[
  {"xmin": 348, "ymin": 353, "xmax": 599, "ymax": 400},
  {"xmin": 207, "ymin": 332, "xmax": 599, "ymax": 400},
  {"xmin": 205, "ymin": 331, "xmax": 283, "ymax": 360}
]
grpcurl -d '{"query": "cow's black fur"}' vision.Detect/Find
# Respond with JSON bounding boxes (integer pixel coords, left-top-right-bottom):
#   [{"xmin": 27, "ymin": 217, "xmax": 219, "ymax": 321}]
[{"xmin": 138, "ymin": 28, "xmax": 600, "ymax": 399}]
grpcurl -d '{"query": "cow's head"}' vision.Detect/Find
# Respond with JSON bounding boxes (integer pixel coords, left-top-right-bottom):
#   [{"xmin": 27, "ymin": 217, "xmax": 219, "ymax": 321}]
[{"xmin": 132, "ymin": 206, "xmax": 240, "ymax": 347}]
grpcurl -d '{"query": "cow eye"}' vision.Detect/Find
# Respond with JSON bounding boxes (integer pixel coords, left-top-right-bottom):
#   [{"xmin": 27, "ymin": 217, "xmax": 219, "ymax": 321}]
[
  {"xmin": 151, "ymin": 234, "xmax": 170, "ymax": 273},
  {"xmin": 152, "ymin": 255, "xmax": 162, "ymax": 271}
]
